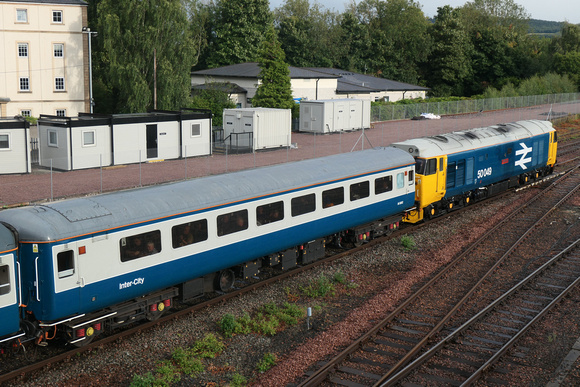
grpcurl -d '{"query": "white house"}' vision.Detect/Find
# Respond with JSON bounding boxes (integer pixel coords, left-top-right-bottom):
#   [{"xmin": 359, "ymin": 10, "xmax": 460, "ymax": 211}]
[
  {"xmin": 0, "ymin": 0, "xmax": 90, "ymax": 118},
  {"xmin": 191, "ymin": 63, "xmax": 428, "ymax": 107}
]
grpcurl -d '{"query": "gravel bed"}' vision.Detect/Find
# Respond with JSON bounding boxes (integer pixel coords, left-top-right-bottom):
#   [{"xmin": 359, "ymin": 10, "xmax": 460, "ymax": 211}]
[{"xmin": 9, "ymin": 189, "xmax": 543, "ymax": 387}]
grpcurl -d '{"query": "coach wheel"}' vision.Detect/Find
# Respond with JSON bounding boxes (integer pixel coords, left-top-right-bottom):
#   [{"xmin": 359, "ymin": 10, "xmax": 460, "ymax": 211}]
[
  {"xmin": 425, "ymin": 206, "xmax": 436, "ymax": 220},
  {"xmin": 464, "ymin": 196, "xmax": 470, "ymax": 206},
  {"xmin": 448, "ymin": 202, "xmax": 453, "ymax": 210},
  {"xmin": 217, "ymin": 269, "xmax": 235, "ymax": 292}
]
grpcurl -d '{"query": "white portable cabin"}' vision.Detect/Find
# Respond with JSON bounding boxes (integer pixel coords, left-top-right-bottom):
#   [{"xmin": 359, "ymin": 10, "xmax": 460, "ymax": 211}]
[
  {"xmin": 38, "ymin": 110, "xmax": 212, "ymax": 171},
  {"xmin": 0, "ymin": 117, "xmax": 32, "ymax": 174},
  {"xmin": 299, "ymin": 99, "xmax": 371, "ymax": 133},
  {"xmin": 223, "ymin": 108, "xmax": 291, "ymax": 150}
]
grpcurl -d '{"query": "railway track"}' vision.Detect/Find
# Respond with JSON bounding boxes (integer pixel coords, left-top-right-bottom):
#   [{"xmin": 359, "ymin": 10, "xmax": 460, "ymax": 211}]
[
  {"xmin": 391, "ymin": 237, "xmax": 580, "ymax": 386},
  {"xmin": 296, "ymin": 164, "xmax": 580, "ymax": 387}
]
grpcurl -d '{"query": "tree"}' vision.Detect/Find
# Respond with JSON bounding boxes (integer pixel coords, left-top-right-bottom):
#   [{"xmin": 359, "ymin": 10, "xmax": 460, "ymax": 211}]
[
  {"xmin": 459, "ymin": 0, "xmax": 533, "ymax": 94},
  {"xmin": 95, "ymin": 0, "xmax": 197, "ymax": 113},
  {"xmin": 201, "ymin": 0, "xmax": 272, "ymax": 68},
  {"xmin": 190, "ymin": 84, "xmax": 236, "ymax": 127},
  {"xmin": 251, "ymin": 24, "xmax": 295, "ymax": 112},
  {"xmin": 423, "ymin": 6, "xmax": 473, "ymax": 96},
  {"xmin": 274, "ymin": 0, "xmax": 342, "ymax": 68},
  {"xmin": 348, "ymin": 0, "xmax": 431, "ymax": 84}
]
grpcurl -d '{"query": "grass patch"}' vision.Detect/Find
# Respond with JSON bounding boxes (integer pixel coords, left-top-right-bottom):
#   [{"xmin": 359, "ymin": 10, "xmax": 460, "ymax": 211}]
[
  {"xmin": 257, "ymin": 352, "xmax": 277, "ymax": 373},
  {"xmin": 219, "ymin": 302, "xmax": 305, "ymax": 337},
  {"xmin": 401, "ymin": 235, "xmax": 416, "ymax": 250}
]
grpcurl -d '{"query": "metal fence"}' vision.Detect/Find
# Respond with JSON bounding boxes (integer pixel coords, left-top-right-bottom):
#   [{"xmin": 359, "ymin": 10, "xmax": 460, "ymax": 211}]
[
  {"xmin": 3, "ymin": 94, "xmax": 579, "ymax": 207},
  {"xmin": 371, "ymin": 93, "xmax": 580, "ymax": 121}
]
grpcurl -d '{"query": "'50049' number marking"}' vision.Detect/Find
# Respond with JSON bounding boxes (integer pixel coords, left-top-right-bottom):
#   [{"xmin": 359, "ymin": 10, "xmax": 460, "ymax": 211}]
[{"xmin": 477, "ymin": 167, "xmax": 492, "ymax": 179}]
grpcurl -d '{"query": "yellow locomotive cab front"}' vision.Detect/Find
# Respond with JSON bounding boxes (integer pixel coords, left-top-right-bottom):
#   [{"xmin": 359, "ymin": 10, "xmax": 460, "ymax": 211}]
[{"xmin": 404, "ymin": 156, "xmax": 447, "ymax": 223}]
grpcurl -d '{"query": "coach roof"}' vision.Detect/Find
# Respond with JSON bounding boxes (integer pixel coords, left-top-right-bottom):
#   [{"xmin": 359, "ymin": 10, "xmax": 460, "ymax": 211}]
[{"xmin": 0, "ymin": 147, "xmax": 414, "ymax": 242}]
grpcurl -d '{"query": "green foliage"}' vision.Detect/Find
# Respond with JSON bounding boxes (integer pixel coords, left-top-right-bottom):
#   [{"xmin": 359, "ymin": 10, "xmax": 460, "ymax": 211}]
[
  {"xmin": 332, "ymin": 270, "xmax": 347, "ymax": 285},
  {"xmin": 130, "ymin": 372, "xmax": 156, "ymax": 387},
  {"xmin": 401, "ymin": 235, "xmax": 416, "ymax": 250},
  {"xmin": 257, "ymin": 352, "xmax": 277, "ymax": 373},
  {"xmin": 190, "ymin": 84, "xmax": 236, "ymax": 127},
  {"xmin": 192, "ymin": 333, "xmax": 225, "ymax": 358},
  {"xmin": 219, "ymin": 303, "xmax": 304, "ymax": 338},
  {"xmin": 301, "ymin": 275, "xmax": 336, "ymax": 298},
  {"xmin": 172, "ymin": 347, "xmax": 204, "ymax": 376},
  {"xmin": 202, "ymin": 0, "xmax": 271, "ymax": 68},
  {"xmin": 156, "ymin": 360, "xmax": 181, "ymax": 385},
  {"xmin": 251, "ymin": 24, "xmax": 295, "ymax": 111},
  {"xmin": 95, "ymin": 0, "xmax": 197, "ymax": 113},
  {"xmin": 231, "ymin": 373, "xmax": 248, "ymax": 386}
]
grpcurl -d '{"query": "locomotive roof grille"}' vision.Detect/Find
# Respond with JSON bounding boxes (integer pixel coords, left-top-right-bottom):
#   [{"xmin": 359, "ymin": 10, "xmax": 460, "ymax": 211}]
[
  {"xmin": 463, "ymin": 132, "xmax": 479, "ymax": 140},
  {"xmin": 430, "ymin": 135, "xmax": 449, "ymax": 143}
]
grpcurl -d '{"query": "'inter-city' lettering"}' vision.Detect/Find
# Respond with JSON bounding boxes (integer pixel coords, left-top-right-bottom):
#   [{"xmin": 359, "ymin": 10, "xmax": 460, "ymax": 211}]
[{"xmin": 119, "ymin": 277, "xmax": 145, "ymax": 290}]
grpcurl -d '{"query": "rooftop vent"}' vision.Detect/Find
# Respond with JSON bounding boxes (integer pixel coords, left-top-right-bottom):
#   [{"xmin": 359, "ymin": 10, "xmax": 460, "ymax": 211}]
[{"xmin": 430, "ymin": 135, "xmax": 449, "ymax": 143}]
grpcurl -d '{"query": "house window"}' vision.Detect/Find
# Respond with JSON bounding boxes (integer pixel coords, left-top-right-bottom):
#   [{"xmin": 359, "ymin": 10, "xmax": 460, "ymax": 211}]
[
  {"xmin": 0, "ymin": 134, "xmax": 10, "ymax": 149},
  {"xmin": 56, "ymin": 109, "xmax": 66, "ymax": 117},
  {"xmin": 20, "ymin": 110, "xmax": 31, "ymax": 117},
  {"xmin": 18, "ymin": 43, "xmax": 28, "ymax": 57},
  {"xmin": 16, "ymin": 9, "xmax": 27, "ymax": 23},
  {"xmin": 52, "ymin": 10, "xmax": 63, "ymax": 23},
  {"xmin": 48, "ymin": 130, "xmax": 58, "ymax": 147},
  {"xmin": 55, "ymin": 77, "xmax": 65, "ymax": 91},
  {"xmin": 82, "ymin": 131, "xmax": 95, "ymax": 146},
  {"xmin": 54, "ymin": 43, "xmax": 64, "ymax": 58},
  {"xmin": 19, "ymin": 77, "xmax": 30, "ymax": 91},
  {"xmin": 191, "ymin": 123, "xmax": 201, "ymax": 137}
]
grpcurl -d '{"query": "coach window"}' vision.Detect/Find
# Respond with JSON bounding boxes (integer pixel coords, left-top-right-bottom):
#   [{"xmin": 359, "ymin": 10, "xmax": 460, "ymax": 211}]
[
  {"xmin": 120, "ymin": 230, "xmax": 161, "ymax": 262},
  {"xmin": 291, "ymin": 193, "xmax": 315, "ymax": 216},
  {"xmin": 57, "ymin": 250, "xmax": 74, "ymax": 279},
  {"xmin": 0, "ymin": 264, "xmax": 10, "ymax": 295},
  {"xmin": 350, "ymin": 181, "xmax": 369, "ymax": 201},
  {"xmin": 396, "ymin": 173, "xmax": 405, "ymax": 189},
  {"xmin": 257, "ymin": 201, "xmax": 284, "ymax": 226},
  {"xmin": 172, "ymin": 219, "xmax": 208, "ymax": 248},
  {"xmin": 323, "ymin": 187, "xmax": 344, "ymax": 208},
  {"xmin": 375, "ymin": 176, "xmax": 393, "ymax": 194},
  {"xmin": 217, "ymin": 210, "xmax": 248, "ymax": 236}
]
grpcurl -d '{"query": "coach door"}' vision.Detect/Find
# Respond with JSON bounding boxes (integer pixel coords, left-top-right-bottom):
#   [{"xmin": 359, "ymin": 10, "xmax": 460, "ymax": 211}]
[
  {"xmin": 146, "ymin": 124, "xmax": 158, "ymax": 159},
  {"xmin": 54, "ymin": 245, "xmax": 81, "ymax": 310}
]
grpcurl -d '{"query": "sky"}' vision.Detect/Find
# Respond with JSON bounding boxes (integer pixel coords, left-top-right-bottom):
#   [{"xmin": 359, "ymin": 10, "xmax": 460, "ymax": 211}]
[{"xmin": 269, "ymin": 0, "xmax": 580, "ymax": 24}]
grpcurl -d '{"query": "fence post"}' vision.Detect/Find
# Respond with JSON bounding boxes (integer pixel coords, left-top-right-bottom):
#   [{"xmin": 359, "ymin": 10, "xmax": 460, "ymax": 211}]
[
  {"xmin": 50, "ymin": 159, "xmax": 53, "ymax": 201},
  {"xmin": 139, "ymin": 150, "xmax": 142, "ymax": 187},
  {"xmin": 100, "ymin": 154, "xmax": 103, "ymax": 194}
]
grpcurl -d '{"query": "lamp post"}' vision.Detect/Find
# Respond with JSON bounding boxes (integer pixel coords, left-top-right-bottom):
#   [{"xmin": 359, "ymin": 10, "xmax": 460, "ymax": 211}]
[{"xmin": 82, "ymin": 27, "xmax": 97, "ymax": 113}]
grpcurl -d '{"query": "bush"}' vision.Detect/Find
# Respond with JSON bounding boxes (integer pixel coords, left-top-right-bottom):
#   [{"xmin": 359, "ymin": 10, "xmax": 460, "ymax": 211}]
[
  {"xmin": 257, "ymin": 352, "xmax": 277, "ymax": 373},
  {"xmin": 301, "ymin": 275, "xmax": 336, "ymax": 298},
  {"xmin": 192, "ymin": 333, "xmax": 225, "ymax": 358},
  {"xmin": 401, "ymin": 235, "xmax": 416, "ymax": 250},
  {"xmin": 172, "ymin": 347, "xmax": 204, "ymax": 376}
]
